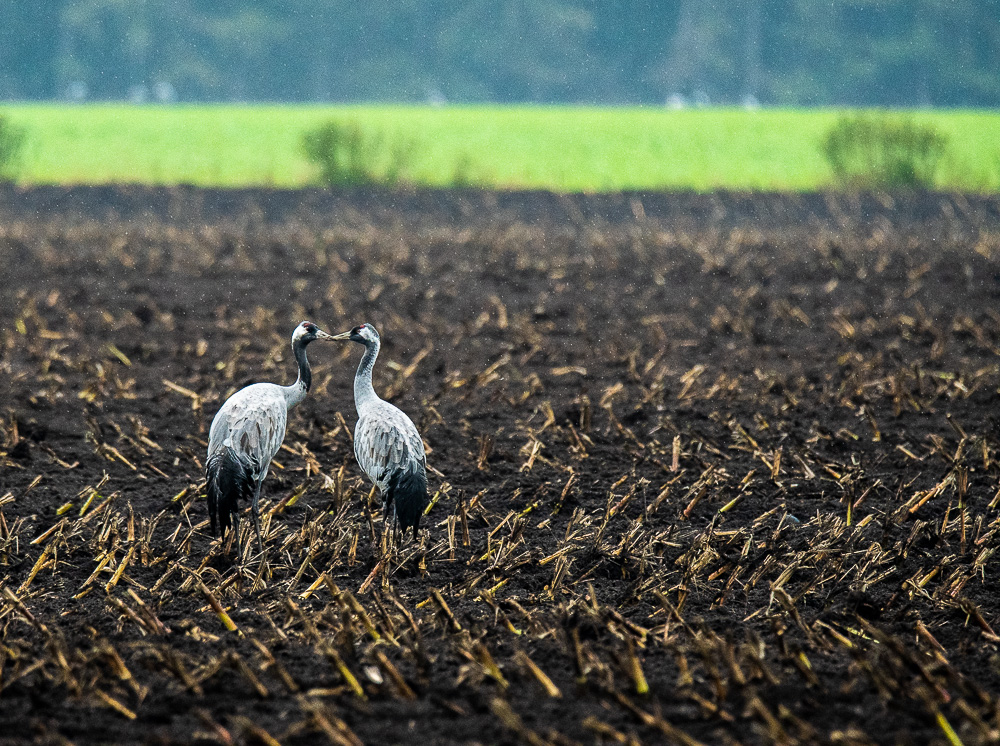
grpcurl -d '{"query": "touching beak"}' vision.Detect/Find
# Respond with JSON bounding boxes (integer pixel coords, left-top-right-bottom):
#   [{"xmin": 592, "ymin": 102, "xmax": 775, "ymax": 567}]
[
  {"xmin": 330, "ymin": 330, "xmax": 353, "ymax": 340},
  {"xmin": 315, "ymin": 330, "xmax": 335, "ymax": 341}
]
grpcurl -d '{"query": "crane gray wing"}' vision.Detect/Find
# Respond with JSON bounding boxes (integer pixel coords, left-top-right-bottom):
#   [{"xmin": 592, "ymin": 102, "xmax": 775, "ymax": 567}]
[
  {"xmin": 354, "ymin": 404, "xmax": 426, "ymax": 492},
  {"xmin": 207, "ymin": 384, "xmax": 288, "ymax": 480}
]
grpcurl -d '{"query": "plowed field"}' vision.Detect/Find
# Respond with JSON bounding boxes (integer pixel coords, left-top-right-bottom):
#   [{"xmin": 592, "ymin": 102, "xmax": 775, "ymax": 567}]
[{"xmin": 2, "ymin": 186, "xmax": 1000, "ymax": 745}]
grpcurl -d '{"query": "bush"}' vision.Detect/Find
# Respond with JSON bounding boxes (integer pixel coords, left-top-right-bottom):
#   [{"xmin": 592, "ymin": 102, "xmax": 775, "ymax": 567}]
[
  {"xmin": 0, "ymin": 114, "xmax": 26, "ymax": 182},
  {"xmin": 302, "ymin": 120, "xmax": 416, "ymax": 187},
  {"xmin": 822, "ymin": 114, "xmax": 949, "ymax": 189}
]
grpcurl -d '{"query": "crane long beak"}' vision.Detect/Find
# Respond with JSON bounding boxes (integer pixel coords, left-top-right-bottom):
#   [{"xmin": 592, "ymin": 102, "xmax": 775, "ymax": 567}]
[
  {"xmin": 315, "ymin": 330, "xmax": 336, "ymax": 341},
  {"xmin": 330, "ymin": 331, "xmax": 353, "ymax": 340}
]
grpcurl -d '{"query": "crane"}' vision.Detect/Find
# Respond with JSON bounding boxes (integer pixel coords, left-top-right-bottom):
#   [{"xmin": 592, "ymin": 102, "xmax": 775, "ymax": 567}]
[
  {"xmin": 331, "ymin": 324, "xmax": 429, "ymax": 539},
  {"xmin": 205, "ymin": 320, "xmax": 333, "ymax": 554}
]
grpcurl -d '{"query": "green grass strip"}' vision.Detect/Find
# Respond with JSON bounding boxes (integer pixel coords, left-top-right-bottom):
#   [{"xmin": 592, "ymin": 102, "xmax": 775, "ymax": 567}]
[{"xmin": 2, "ymin": 104, "xmax": 999, "ymax": 192}]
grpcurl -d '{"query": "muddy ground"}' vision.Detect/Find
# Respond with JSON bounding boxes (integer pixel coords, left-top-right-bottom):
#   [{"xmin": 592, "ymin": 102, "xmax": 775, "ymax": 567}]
[{"xmin": 2, "ymin": 186, "xmax": 1000, "ymax": 745}]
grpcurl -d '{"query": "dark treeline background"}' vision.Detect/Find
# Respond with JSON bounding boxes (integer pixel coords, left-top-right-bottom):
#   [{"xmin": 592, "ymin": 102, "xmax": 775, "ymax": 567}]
[{"xmin": 2, "ymin": 0, "xmax": 998, "ymax": 107}]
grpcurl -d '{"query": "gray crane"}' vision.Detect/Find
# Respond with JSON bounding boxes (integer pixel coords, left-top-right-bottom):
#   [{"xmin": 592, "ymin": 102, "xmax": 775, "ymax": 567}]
[
  {"xmin": 205, "ymin": 320, "xmax": 334, "ymax": 553},
  {"xmin": 331, "ymin": 324, "xmax": 429, "ymax": 538}
]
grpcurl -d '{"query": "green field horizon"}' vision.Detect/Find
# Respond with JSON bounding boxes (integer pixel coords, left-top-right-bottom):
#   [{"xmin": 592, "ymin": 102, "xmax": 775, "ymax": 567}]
[{"xmin": 2, "ymin": 104, "xmax": 999, "ymax": 192}]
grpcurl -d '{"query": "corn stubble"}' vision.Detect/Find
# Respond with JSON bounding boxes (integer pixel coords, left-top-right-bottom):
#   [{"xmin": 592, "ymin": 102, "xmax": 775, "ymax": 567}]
[{"xmin": 1, "ymin": 188, "xmax": 1000, "ymax": 744}]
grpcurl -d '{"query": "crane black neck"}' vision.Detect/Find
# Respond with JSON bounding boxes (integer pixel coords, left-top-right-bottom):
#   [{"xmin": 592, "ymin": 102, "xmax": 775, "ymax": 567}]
[
  {"xmin": 293, "ymin": 337, "xmax": 313, "ymax": 392},
  {"xmin": 358, "ymin": 336, "xmax": 380, "ymax": 374}
]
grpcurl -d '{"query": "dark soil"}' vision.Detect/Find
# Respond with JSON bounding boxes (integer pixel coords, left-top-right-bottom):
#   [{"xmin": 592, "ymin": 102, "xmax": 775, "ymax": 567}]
[{"xmin": 2, "ymin": 186, "xmax": 1000, "ymax": 745}]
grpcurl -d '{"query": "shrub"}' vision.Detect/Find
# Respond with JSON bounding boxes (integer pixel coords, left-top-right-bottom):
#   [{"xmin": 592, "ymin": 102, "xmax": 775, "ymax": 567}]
[
  {"xmin": 0, "ymin": 114, "xmax": 26, "ymax": 182},
  {"xmin": 302, "ymin": 120, "xmax": 416, "ymax": 187},
  {"xmin": 822, "ymin": 114, "xmax": 949, "ymax": 189}
]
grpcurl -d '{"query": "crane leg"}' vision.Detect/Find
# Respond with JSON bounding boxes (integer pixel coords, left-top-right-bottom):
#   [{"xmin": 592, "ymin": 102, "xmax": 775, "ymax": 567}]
[
  {"xmin": 232, "ymin": 514, "xmax": 242, "ymax": 558},
  {"xmin": 376, "ymin": 496, "xmax": 401, "ymax": 553},
  {"xmin": 252, "ymin": 512, "xmax": 263, "ymax": 555},
  {"xmin": 251, "ymin": 483, "xmax": 264, "ymax": 555},
  {"xmin": 379, "ymin": 490, "xmax": 392, "ymax": 548},
  {"xmin": 379, "ymin": 510, "xmax": 392, "ymax": 554}
]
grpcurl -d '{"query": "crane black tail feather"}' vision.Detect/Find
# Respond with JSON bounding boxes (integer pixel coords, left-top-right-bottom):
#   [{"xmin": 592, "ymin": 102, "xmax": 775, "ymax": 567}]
[
  {"xmin": 386, "ymin": 466, "xmax": 429, "ymax": 539},
  {"xmin": 206, "ymin": 447, "xmax": 257, "ymax": 539}
]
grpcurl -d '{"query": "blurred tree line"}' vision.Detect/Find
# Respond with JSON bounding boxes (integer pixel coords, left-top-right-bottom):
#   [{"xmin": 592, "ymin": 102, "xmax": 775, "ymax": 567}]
[{"xmin": 1, "ymin": 0, "xmax": 998, "ymax": 106}]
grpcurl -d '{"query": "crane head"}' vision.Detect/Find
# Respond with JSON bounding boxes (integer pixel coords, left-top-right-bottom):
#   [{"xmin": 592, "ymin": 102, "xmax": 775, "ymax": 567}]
[
  {"xmin": 331, "ymin": 323, "xmax": 379, "ymax": 345},
  {"xmin": 292, "ymin": 320, "xmax": 334, "ymax": 344}
]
